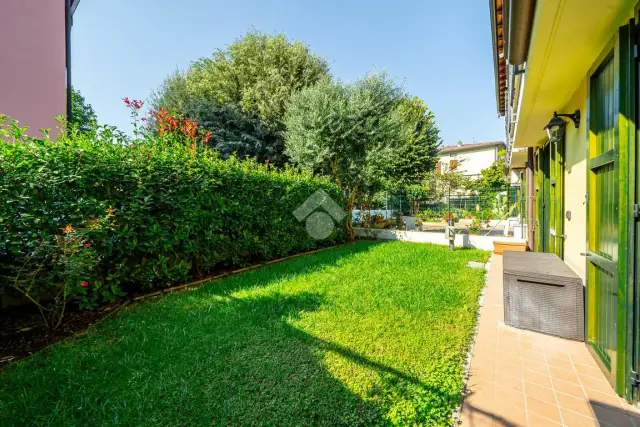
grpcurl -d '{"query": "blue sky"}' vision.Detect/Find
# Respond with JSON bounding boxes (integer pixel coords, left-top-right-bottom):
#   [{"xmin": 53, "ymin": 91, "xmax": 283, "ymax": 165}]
[{"xmin": 72, "ymin": 0, "xmax": 504, "ymax": 146}]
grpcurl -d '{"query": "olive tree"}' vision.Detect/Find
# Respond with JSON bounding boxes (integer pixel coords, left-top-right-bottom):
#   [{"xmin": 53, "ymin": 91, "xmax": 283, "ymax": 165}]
[{"xmin": 284, "ymin": 72, "xmax": 409, "ymax": 240}]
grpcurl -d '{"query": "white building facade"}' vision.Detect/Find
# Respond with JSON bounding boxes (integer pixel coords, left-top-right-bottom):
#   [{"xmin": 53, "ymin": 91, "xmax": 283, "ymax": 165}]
[{"xmin": 437, "ymin": 141, "xmax": 505, "ymax": 179}]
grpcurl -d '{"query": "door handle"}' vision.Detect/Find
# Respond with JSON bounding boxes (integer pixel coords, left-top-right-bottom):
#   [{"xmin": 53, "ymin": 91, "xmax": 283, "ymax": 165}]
[{"xmin": 580, "ymin": 252, "xmax": 589, "ymax": 256}]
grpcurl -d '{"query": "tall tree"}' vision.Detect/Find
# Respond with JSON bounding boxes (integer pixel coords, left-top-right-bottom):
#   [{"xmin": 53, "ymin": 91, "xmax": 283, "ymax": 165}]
[
  {"xmin": 183, "ymin": 101, "xmax": 284, "ymax": 164},
  {"xmin": 285, "ymin": 72, "xmax": 409, "ymax": 240},
  {"xmin": 151, "ymin": 31, "xmax": 329, "ymax": 129},
  {"xmin": 150, "ymin": 31, "xmax": 329, "ymax": 164},
  {"xmin": 474, "ymin": 148, "xmax": 507, "ymax": 189},
  {"xmin": 69, "ymin": 87, "xmax": 97, "ymax": 133},
  {"xmin": 389, "ymin": 96, "xmax": 442, "ymax": 185}
]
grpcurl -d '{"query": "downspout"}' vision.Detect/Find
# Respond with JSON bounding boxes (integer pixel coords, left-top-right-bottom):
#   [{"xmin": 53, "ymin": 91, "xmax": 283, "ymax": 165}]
[
  {"xmin": 65, "ymin": 0, "xmax": 72, "ymax": 124},
  {"xmin": 527, "ymin": 147, "xmax": 535, "ymax": 250},
  {"xmin": 505, "ymin": 0, "xmax": 537, "ymax": 65},
  {"xmin": 489, "ymin": 0, "xmax": 502, "ymax": 115}
]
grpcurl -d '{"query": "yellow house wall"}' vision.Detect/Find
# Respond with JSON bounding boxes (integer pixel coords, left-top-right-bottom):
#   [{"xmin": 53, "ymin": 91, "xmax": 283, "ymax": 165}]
[{"xmin": 561, "ymin": 80, "xmax": 589, "ymax": 281}]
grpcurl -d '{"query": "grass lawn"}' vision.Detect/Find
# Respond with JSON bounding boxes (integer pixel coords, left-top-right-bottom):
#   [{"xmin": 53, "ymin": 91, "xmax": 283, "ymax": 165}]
[{"xmin": 0, "ymin": 241, "xmax": 489, "ymax": 426}]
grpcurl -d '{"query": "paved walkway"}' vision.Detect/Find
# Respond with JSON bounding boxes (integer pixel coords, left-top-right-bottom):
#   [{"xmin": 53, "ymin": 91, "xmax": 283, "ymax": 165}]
[{"xmin": 461, "ymin": 255, "xmax": 640, "ymax": 427}]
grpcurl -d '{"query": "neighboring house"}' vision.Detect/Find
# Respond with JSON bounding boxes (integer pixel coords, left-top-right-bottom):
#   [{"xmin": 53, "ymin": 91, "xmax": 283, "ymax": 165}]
[
  {"xmin": 490, "ymin": 0, "xmax": 640, "ymax": 399},
  {"xmin": 437, "ymin": 141, "xmax": 505, "ymax": 179},
  {"xmin": 0, "ymin": 1, "xmax": 80, "ymax": 136}
]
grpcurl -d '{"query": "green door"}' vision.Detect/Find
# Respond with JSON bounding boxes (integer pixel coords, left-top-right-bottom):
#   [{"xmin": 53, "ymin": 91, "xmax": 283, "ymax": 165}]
[
  {"xmin": 587, "ymin": 51, "xmax": 618, "ymax": 380},
  {"xmin": 588, "ymin": 23, "xmax": 636, "ymax": 396},
  {"xmin": 549, "ymin": 132, "xmax": 565, "ymax": 259},
  {"xmin": 535, "ymin": 145, "xmax": 551, "ymax": 253}
]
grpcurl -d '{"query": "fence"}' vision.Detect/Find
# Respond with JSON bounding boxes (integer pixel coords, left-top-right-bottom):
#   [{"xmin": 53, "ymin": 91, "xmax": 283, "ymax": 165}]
[
  {"xmin": 353, "ymin": 185, "xmax": 525, "ymax": 237},
  {"xmin": 416, "ymin": 186, "xmax": 521, "ymax": 223}
]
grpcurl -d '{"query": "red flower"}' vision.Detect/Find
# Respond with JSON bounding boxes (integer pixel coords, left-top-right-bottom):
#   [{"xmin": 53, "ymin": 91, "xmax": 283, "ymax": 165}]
[
  {"xmin": 123, "ymin": 97, "xmax": 131, "ymax": 105},
  {"xmin": 141, "ymin": 117, "xmax": 147, "ymax": 122},
  {"xmin": 80, "ymin": 281, "xmax": 89, "ymax": 287},
  {"xmin": 202, "ymin": 130, "xmax": 213, "ymax": 143},
  {"xmin": 84, "ymin": 242, "xmax": 92, "ymax": 247}
]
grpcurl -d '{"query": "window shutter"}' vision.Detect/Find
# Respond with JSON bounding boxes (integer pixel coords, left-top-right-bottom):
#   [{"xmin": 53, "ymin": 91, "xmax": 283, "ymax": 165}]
[{"xmin": 436, "ymin": 161, "xmax": 441, "ymax": 175}]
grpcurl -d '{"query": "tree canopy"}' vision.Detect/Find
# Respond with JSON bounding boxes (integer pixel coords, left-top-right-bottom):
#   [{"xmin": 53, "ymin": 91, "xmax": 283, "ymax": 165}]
[
  {"xmin": 183, "ymin": 101, "xmax": 284, "ymax": 164},
  {"xmin": 388, "ymin": 96, "xmax": 441, "ymax": 186},
  {"xmin": 284, "ymin": 72, "xmax": 410, "ymax": 240},
  {"xmin": 70, "ymin": 88, "xmax": 97, "ymax": 133},
  {"xmin": 474, "ymin": 148, "xmax": 507, "ymax": 189},
  {"xmin": 151, "ymin": 30, "xmax": 329, "ymax": 131}
]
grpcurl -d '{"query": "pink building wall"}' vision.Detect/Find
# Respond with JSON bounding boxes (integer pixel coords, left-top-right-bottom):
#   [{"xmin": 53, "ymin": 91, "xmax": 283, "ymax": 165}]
[{"xmin": 0, "ymin": 1, "xmax": 67, "ymax": 136}]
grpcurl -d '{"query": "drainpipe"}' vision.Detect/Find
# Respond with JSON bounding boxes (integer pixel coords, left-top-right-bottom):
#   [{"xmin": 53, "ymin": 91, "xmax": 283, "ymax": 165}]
[
  {"xmin": 65, "ymin": 0, "xmax": 72, "ymax": 124},
  {"xmin": 527, "ymin": 147, "xmax": 535, "ymax": 250},
  {"xmin": 505, "ymin": 0, "xmax": 537, "ymax": 66}
]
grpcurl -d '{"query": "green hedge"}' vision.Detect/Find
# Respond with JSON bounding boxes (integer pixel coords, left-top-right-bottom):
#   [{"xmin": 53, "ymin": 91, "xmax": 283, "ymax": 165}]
[{"xmin": 0, "ymin": 131, "xmax": 345, "ymax": 305}]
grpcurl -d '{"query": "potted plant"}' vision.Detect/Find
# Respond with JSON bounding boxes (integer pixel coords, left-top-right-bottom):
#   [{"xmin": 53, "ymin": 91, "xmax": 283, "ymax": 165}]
[{"xmin": 467, "ymin": 218, "xmax": 482, "ymax": 235}]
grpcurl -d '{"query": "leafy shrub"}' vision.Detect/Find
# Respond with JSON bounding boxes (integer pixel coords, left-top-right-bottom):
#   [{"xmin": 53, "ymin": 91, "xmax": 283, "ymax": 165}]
[
  {"xmin": 467, "ymin": 218, "xmax": 483, "ymax": 235},
  {"xmin": 183, "ymin": 100, "xmax": 285, "ymax": 165},
  {"xmin": 0, "ymin": 115, "xmax": 345, "ymax": 320}
]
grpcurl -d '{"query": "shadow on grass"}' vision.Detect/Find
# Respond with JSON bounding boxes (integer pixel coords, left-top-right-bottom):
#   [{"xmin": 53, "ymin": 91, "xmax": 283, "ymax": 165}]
[
  {"xmin": 0, "ymin": 240, "xmax": 462, "ymax": 425},
  {"xmin": 1, "ymin": 291, "xmax": 456, "ymax": 425}
]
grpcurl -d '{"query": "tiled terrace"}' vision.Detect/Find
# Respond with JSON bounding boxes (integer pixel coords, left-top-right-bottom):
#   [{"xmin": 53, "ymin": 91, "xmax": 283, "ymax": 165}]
[{"xmin": 461, "ymin": 255, "xmax": 640, "ymax": 427}]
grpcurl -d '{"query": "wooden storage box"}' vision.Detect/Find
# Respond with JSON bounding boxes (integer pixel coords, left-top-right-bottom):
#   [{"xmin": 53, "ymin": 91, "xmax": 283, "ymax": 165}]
[{"xmin": 493, "ymin": 239, "xmax": 527, "ymax": 254}]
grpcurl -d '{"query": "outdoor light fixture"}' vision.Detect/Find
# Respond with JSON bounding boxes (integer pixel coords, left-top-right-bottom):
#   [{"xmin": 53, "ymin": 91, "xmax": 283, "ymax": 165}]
[{"xmin": 544, "ymin": 110, "xmax": 580, "ymax": 140}]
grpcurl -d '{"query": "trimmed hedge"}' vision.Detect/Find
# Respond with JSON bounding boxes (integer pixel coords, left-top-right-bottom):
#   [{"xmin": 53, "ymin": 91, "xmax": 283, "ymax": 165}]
[{"xmin": 0, "ymin": 131, "xmax": 345, "ymax": 305}]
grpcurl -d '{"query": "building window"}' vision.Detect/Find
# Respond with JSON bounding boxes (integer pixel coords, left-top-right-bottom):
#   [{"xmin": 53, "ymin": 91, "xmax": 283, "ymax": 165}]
[{"xmin": 449, "ymin": 159, "xmax": 458, "ymax": 170}]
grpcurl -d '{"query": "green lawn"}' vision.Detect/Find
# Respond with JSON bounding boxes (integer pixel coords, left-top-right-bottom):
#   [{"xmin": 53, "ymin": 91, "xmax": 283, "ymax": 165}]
[{"xmin": 0, "ymin": 241, "xmax": 489, "ymax": 426}]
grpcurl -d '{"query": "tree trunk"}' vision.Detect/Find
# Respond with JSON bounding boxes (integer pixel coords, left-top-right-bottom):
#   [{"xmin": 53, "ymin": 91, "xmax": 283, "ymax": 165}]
[
  {"xmin": 346, "ymin": 202, "xmax": 355, "ymax": 241},
  {"xmin": 344, "ymin": 182, "xmax": 361, "ymax": 242}
]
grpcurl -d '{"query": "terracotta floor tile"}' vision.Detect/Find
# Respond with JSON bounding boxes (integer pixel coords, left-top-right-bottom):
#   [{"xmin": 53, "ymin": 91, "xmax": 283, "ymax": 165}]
[
  {"xmin": 524, "ymin": 382, "xmax": 556, "ymax": 404},
  {"xmin": 555, "ymin": 391, "xmax": 595, "ymax": 418},
  {"xmin": 526, "ymin": 411, "xmax": 562, "ymax": 426},
  {"xmin": 497, "ymin": 336, "xmax": 519, "ymax": 347},
  {"xmin": 463, "ymin": 255, "xmax": 632, "ymax": 427},
  {"xmin": 520, "ymin": 350, "xmax": 546, "ymax": 363},
  {"xmin": 583, "ymin": 387, "xmax": 624, "ymax": 408},
  {"xmin": 570, "ymin": 353, "xmax": 598, "ymax": 366},
  {"xmin": 495, "ymin": 353, "xmax": 521, "ymax": 368},
  {"xmin": 551, "ymin": 378, "xmax": 586, "ymax": 399},
  {"xmin": 525, "ymin": 396, "xmax": 562, "ymax": 424},
  {"xmin": 461, "ymin": 404, "xmax": 495, "ymax": 427},
  {"xmin": 494, "ymin": 371, "xmax": 523, "ymax": 392},
  {"xmin": 465, "ymin": 388, "xmax": 494, "ymax": 412},
  {"xmin": 469, "ymin": 367, "xmax": 495, "ymax": 382},
  {"xmin": 544, "ymin": 346, "xmax": 576, "ymax": 360},
  {"xmin": 548, "ymin": 366, "xmax": 580, "ymax": 384},
  {"xmin": 521, "ymin": 360, "xmax": 548, "ymax": 376},
  {"xmin": 493, "ymin": 403, "xmax": 526, "ymax": 427},
  {"xmin": 466, "ymin": 377, "xmax": 494, "ymax": 395},
  {"xmin": 494, "ymin": 384, "xmax": 525, "ymax": 408},
  {"xmin": 495, "ymin": 342, "xmax": 520, "ymax": 355},
  {"xmin": 546, "ymin": 356, "xmax": 574, "ymax": 372},
  {"xmin": 522, "ymin": 370, "xmax": 552, "ymax": 389},
  {"xmin": 573, "ymin": 362, "xmax": 607, "ymax": 379},
  {"xmin": 579, "ymin": 374, "xmax": 614, "ymax": 394},
  {"xmin": 560, "ymin": 408, "xmax": 600, "ymax": 427},
  {"xmin": 471, "ymin": 357, "xmax": 496, "ymax": 378},
  {"xmin": 495, "ymin": 363, "xmax": 522, "ymax": 380}
]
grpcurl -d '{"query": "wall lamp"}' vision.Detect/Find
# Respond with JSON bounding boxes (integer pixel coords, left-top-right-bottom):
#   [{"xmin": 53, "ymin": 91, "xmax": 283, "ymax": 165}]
[{"xmin": 544, "ymin": 110, "xmax": 580, "ymax": 140}]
